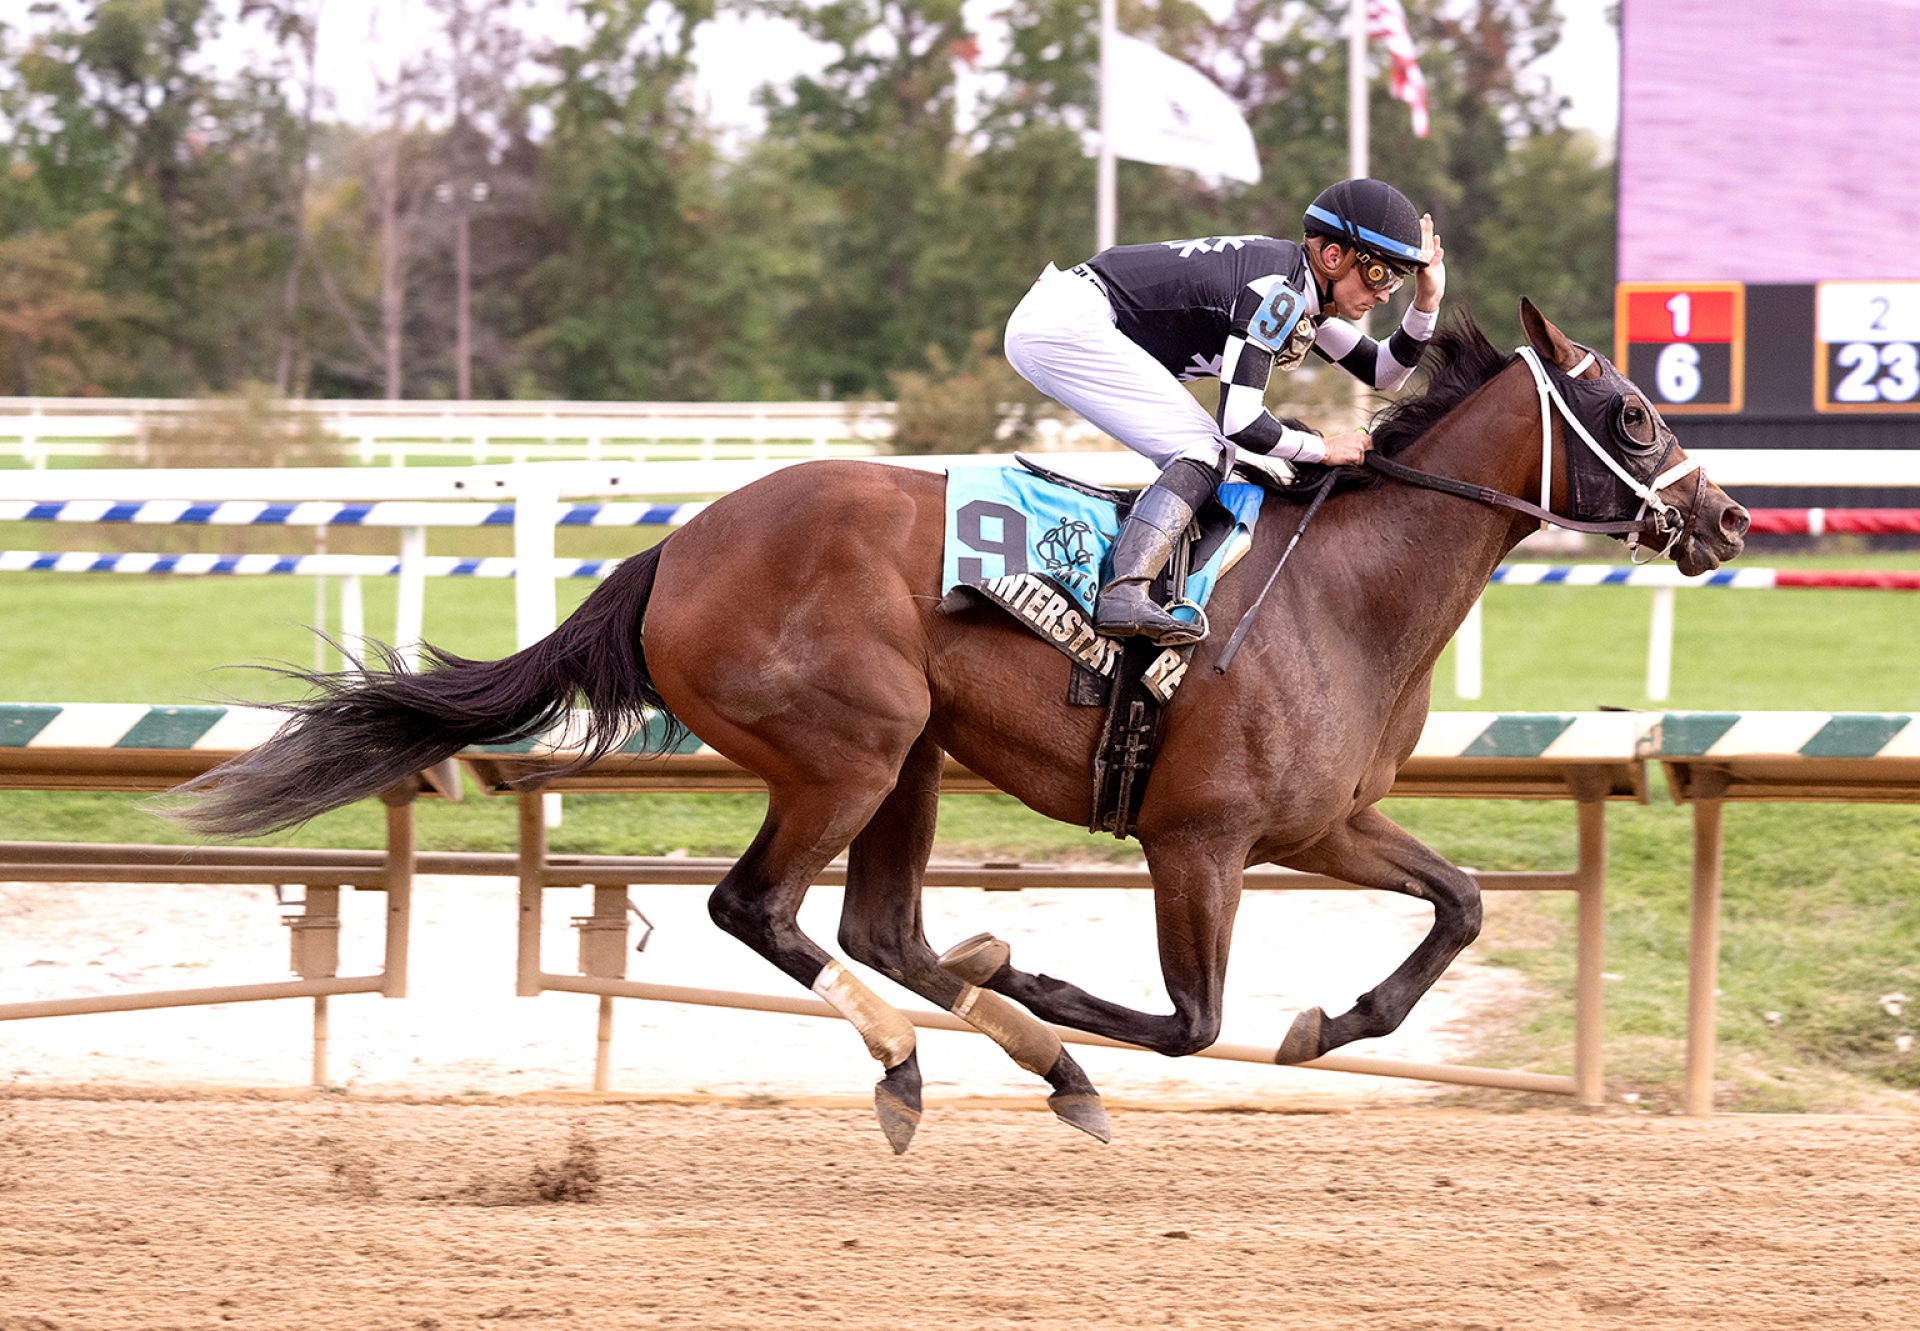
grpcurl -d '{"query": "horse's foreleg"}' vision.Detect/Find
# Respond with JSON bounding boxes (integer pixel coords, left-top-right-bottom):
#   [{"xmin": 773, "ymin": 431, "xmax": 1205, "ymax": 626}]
[
  {"xmin": 1267, "ymin": 806, "xmax": 1483, "ymax": 1061},
  {"xmin": 707, "ymin": 783, "xmax": 926, "ymax": 1153},
  {"xmin": 942, "ymin": 845, "xmax": 1243, "ymax": 1059},
  {"xmin": 836, "ymin": 734, "xmax": 1110, "ymax": 1143}
]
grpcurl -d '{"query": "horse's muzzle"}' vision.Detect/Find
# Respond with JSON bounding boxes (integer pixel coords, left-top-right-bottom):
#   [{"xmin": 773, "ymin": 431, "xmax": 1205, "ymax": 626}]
[{"xmin": 1674, "ymin": 486, "xmax": 1748, "ymax": 577}]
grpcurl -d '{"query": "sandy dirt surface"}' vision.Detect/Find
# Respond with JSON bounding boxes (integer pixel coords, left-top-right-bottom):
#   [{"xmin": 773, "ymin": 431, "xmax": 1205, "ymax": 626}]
[
  {"xmin": 5, "ymin": 874, "xmax": 1920, "ymax": 1327},
  {"xmin": 2, "ymin": 1099, "xmax": 1917, "ymax": 1330}
]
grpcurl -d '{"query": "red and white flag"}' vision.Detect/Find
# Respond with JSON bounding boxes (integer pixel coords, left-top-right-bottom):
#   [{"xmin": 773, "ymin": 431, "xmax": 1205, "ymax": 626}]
[{"xmin": 1367, "ymin": 0, "xmax": 1430, "ymax": 138}]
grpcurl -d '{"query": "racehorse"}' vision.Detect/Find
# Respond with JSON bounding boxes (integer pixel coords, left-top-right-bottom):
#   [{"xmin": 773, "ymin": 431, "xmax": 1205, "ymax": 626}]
[{"xmin": 173, "ymin": 302, "xmax": 1748, "ymax": 1152}]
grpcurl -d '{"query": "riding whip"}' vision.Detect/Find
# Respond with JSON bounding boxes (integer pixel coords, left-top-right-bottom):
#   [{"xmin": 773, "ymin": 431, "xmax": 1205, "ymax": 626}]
[{"xmin": 1213, "ymin": 467, "xmax": 1340, "ymax": 674}]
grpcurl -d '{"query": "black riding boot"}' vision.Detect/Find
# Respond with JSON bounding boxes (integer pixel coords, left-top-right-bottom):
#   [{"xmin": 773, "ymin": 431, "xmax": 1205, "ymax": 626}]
[{"xmin": 1094, "ymin": 456, "xmax": 1220, "ymax": 645}]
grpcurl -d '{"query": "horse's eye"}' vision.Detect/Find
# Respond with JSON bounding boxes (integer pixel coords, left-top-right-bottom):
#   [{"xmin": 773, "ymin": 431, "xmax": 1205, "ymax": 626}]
[{"xmin": 1619, "ymin": 398, "xmax": 1657, "ymax": 447}]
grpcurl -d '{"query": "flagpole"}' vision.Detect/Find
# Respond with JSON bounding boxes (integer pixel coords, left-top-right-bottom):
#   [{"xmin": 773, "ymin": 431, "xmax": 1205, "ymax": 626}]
[
  {"xmin": 1348, "ymin": 0, "xmax": 1370, "ymax": 407},
  {"xmin": 1349, "ymin": 0, "xmax": 1368, "ymax": 181},
  {"xmin": 1098, "ymin": 0, "xmax": 1122, "ymax": 254}
]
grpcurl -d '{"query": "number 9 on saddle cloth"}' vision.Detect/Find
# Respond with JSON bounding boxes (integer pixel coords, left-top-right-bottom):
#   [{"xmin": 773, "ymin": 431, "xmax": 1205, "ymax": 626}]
[
  {"xmin": 936, "ymin": 460, "xmax": 1267, "ymax": 836},
  {"xmin": 938, "ymin": 461, "xmax": 1265, "ymax": 689}
]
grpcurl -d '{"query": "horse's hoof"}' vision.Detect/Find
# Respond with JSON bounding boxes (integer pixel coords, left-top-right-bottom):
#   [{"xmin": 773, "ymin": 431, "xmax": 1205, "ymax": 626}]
[
  {"xmin": 1275, "ymin": 1006, "xmax": 1325, "ymax": 1065},
  {"xmin": 1043, "ymin": 1048, "xmax": 1110, "ymax": 1143},
  {"xmin": 1047, "ymin": 1091, "xmax": 1112, "ymax": 1144},
  {"xmin": 939, "ymin": 932, "xmax": 1012, "ymax": 985},
  {"xmin": 873, "ymin": 1053, "xmax": 923, "ymax": 1155}
]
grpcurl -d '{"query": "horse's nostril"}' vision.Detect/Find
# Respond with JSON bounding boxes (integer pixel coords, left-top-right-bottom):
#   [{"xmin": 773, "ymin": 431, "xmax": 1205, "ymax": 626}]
[{"xmin": 1723, "ymin": 505, "xmax": 1751, "ymax": 539}]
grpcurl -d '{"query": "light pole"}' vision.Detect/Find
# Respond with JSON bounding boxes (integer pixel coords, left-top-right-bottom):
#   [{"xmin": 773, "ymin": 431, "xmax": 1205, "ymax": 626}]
[{"xmin": 435, "ymin": 176, "xmax": 490, "ymax": 400}]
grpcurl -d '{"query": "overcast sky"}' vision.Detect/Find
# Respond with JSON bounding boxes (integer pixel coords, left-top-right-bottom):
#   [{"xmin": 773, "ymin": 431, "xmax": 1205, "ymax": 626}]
[{"xmin": 287, "ymin": 0, "xmax": 1620, "ymax": 147}]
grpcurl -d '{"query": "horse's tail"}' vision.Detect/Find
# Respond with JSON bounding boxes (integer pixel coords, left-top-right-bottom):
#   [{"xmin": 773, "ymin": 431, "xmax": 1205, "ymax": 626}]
[{"xmin": 168, "ymin": 543, "xmax": 680, "ymax": 838}]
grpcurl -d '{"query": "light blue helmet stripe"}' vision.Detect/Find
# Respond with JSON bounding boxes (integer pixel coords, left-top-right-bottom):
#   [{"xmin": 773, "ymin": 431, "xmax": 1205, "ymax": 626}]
[{"xmin": 1304, "ymin": 204, "xmax": 1424, "ymax": 263}]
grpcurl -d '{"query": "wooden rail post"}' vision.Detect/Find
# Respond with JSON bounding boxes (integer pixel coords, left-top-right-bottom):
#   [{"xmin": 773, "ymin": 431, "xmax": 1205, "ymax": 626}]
[
  {"xmin": 379, "ymin": 789, "xmax": 416, "ymax": 999},
  {"xmin": 1569, "ymin": 772, "xmax": 1610, "ymax": 1107},
  {"xmin": 1684, "ymin": 768, "xmax": 1731, "ymax": 1116},
  {"xmin": 517, "ymin": 787, "xmax": 548, "ymax": 996}
]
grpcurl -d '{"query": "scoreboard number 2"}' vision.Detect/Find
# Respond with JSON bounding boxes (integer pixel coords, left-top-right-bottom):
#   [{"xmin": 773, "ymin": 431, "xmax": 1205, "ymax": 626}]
[
  {"xmin": 1614, "ymin": 282, "xmax": 1745, "ymax": 414},
  {"xmin": 1816, "ymin": 281, "xmax": 1920, "ymax": 412}
]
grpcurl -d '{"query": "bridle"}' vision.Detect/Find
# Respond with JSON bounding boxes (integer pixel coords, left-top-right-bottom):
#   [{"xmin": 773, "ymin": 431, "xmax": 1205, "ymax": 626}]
[{"xmin": 1362, "ymin": 345, "xmax": 1709, "ymax": 561}]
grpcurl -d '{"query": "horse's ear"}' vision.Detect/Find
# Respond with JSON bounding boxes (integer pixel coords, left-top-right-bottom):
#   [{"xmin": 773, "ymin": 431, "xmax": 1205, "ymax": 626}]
[{"xmin": 1518, "ymin": 297, "xmax": 1581, "ymax": 369}]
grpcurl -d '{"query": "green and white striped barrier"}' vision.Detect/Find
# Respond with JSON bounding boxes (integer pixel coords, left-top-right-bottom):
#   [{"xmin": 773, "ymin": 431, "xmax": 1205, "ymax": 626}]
[
  {"xmin": 1410, "ymin": 711, "xmax": 1654, "ymax": 759},
  {"xmin": 4, "ymin": 704, "xmax": 1909, "ymax": 763},
  {"xmin": 1645, "ymin": 711, "xmax": 1917, "ymax": 759},
  {"xmin": 3, "ymin": 705, "xmax": 1651, "ymax": 760},
  {"xmin": 0, "ymin": 703, "xmax": 282, "ymax": 752}
]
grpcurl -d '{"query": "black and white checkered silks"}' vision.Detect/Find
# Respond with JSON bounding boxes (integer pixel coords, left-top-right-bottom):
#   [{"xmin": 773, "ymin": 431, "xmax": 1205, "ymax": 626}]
[{"xmin": 1005, "ymin": 260, "xmax": 1434, "ymax": 472}]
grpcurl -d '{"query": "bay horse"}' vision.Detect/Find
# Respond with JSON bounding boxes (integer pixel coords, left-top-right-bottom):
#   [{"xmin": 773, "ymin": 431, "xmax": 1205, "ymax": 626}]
[{"xmin": 174, "ymin": 301, "xmax": 1748, "ymax": 1152}]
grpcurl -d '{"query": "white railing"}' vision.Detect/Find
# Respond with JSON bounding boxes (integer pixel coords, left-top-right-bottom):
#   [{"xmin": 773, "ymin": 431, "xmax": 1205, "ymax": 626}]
[
  {"xmin": 0, "ymin": 455, "xmax": 1150, "ymax": 664},
  {"xmin": 0, "ymin": 397, "xmax": 900, "ymax": 467},
  {"xmin": 6, "ymin": 450, "xmax": 1916, "ymax": 701},
  {"xmin": 0, "ymin": 397, "xmax": 1117, "ymax": 467}
]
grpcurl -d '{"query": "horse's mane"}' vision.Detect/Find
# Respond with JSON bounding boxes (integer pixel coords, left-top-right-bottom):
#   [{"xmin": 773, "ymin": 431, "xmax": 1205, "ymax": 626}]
[{"xmin": 1367, "ymin": 313, "xmax": 1515, "ymax": 457}]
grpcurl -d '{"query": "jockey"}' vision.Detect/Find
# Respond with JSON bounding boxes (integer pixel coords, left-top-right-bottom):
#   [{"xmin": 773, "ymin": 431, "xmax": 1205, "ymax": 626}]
[{"xmin": 1004, "ymin": 177, "xmax": 1447, "ymax": 644}]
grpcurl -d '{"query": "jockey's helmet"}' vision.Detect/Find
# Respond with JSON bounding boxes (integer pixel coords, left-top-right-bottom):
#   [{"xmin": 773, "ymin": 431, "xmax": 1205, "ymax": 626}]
[{"xmin": 1303, "ymin": 179, "xmax": 1427, "ymax": 273}]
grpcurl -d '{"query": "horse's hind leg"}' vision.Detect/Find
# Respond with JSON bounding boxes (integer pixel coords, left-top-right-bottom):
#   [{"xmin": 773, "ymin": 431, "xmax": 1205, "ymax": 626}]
[
  {"xmin": 940, "ymin": 841, "xmax": 1247, "ymax": 1058},
  {"xmin": 835, "ymin": 733, "xmax": 1111, "ymax": 1143},
  {"xmin": 1267, "ymin": 805, "xmax": 1483, "ymax": 1061},
  {"xmin": 707, "ymin": 780, "xmax": 928, "ymax": 1153}
]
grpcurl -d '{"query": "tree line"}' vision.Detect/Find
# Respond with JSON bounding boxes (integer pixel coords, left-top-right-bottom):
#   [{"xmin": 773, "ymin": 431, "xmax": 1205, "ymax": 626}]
[{"xmin": 0, "ymin": 0, "xmax": 1614, "ymax": 418}]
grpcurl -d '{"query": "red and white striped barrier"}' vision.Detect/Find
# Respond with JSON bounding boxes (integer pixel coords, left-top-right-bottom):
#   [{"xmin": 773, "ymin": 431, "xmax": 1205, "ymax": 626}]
[
  {"xmin": 1743, "ymin": 508, "xmax": 1920, "ymax": 536},
  {"xmin": 1488, "ymin": 564, "xmax": 1920, "ymax": 591}
]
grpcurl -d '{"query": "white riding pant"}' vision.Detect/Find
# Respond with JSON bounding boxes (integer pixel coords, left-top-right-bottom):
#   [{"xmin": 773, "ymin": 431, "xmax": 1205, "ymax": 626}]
[{"xmin": 1005, "ymin": 264, "xmax": 1230, "ymax": 473}]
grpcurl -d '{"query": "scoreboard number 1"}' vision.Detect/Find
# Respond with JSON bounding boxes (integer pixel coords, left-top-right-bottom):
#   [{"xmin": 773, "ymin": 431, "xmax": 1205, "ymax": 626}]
[
  {"xmin": 1815, "ymin": 281, "xmax": 1920, "ymax": 412},
  {"xmin": 1614, "ymin": 282, "xmax": 1744, "ymax": 414}
]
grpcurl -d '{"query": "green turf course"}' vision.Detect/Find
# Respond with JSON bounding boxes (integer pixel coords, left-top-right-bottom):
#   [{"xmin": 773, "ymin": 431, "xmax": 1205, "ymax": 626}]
[{"xmin": 1, "ymin": 550, "xmax": 1916, "ymax": 1110}]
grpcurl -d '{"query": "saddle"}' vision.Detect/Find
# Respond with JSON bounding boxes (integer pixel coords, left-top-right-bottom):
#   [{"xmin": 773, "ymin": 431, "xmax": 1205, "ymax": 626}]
[{"xmin": 938, "ymin": 456, "xmax": 1268, "ymax": 838}]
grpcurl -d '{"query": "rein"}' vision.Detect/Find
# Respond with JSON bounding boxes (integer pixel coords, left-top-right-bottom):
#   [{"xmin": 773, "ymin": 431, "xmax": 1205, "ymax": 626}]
[
  {"xmin": 1361, "ymin": 452, "xmax": 1660, "ymax": 536},
  {"xmin": 1362, "ymin": 346, "xmax": 1706, "ymax": 554}
]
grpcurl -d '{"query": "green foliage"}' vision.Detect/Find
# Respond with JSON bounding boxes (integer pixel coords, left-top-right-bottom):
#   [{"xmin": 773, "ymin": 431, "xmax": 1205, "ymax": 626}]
[
  {"xmin": 886, "ymin": 327, "xmax": 1061, "ymax": 452},
  {"xmin": 1460, "ymin": 127, "xmax": 1616, "ymax": 351},
  {"xmin": 0, "ymin": 0, "xmax": 307, "ymax": 393},
  {"xmin": 0, "ymin": 211, "xmax": 155, "ymax": 393},
  {"xmin": 753, "ymin": 0, "xmax": 986, "ymax": 396},
  {"xmin": 0, "ymin": 0, "xmax": 1617, "ymax": 403},
  {"xmin": 524, "ymin": 0, "xmax": 757, "ymax": 400}
]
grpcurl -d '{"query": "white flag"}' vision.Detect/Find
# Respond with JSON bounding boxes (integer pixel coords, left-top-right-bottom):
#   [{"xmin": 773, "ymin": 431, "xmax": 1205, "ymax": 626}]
[{"xmin": 1100, "ymin": 34, "xmax": 1261, "ymax": 185}]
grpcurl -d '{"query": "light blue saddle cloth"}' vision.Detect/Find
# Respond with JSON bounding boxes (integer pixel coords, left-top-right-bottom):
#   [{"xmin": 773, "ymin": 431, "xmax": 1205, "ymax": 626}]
[{"xmin": 941, "ymin": 466, "xmax": 1264, "ymax": 677}]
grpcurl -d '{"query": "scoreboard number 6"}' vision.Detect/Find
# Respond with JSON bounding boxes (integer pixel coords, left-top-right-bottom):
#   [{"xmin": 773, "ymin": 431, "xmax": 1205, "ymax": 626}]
[
  {"xmin": 1615, "ymin": 283, "xmax": 1743, "ymax": 414},
  {"xmin": 1656, "ymin": 344, "xmax": 1702, "ymax": 402}
]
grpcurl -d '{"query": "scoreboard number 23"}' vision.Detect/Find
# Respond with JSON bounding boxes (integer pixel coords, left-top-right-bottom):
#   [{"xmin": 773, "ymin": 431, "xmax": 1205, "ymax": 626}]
[
  {"xmin": 1815, "ymin": 281, "xmax": 1920, "ymax": 412},
  {"xmin": 1614, "ymin": 283, "xmax": 1745, "ymax": 414}
]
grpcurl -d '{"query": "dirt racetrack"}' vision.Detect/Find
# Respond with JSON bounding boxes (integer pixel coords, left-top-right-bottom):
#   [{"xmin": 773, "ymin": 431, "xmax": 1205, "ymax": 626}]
[{"xmin": 3, "ymin": 1098, "xmax": 1917, "ymax": 1330}]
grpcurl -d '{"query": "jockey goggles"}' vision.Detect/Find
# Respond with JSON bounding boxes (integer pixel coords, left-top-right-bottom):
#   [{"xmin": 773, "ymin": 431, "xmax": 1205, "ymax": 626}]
[{"xmin": 1353, "ymin": 251, "xmax": 1409, "ymax": 294}]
